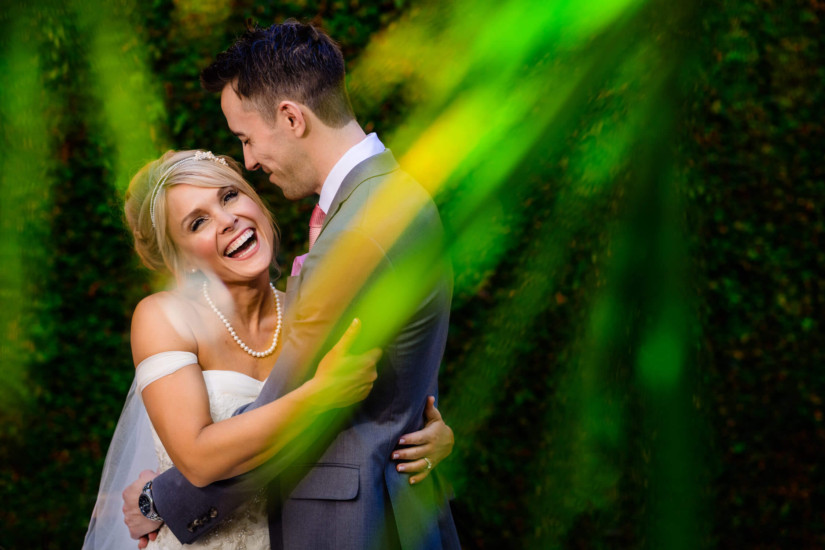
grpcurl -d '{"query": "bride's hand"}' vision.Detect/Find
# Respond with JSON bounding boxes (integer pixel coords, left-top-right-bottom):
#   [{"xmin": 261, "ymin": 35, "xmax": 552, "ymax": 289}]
[
  {"xmin": 392, "ymin": 396, "xmax": 454, "ymax": 485},
  {"xmin": 305, "ymin": 318, "xmax": 382, "ymax": 410}
]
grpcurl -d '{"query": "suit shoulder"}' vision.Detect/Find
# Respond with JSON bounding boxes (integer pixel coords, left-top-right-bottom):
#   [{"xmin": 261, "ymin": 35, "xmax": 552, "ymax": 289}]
[{"xmin": 355, "ymin": 169, "xmax": 441, "ymax": 222}]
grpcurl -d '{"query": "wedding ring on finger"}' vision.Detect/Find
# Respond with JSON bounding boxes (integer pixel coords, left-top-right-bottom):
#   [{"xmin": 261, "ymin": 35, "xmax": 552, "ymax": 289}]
[{"xmin": 424, "ymin": 457, "xmax": 432, "ymax": 471}]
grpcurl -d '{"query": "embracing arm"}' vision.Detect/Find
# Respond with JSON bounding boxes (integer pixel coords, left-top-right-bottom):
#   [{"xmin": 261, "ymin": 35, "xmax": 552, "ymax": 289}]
[
  {"xmin": 125, "ymin": 393, "xmax": 454, "ymax": 544},
  {"xmin": 125, "ymin": 264, "xmax": 385, "ymax": 544},
  {"xmin": 132, "ymin": 296, "xmax": 378, "ymax": 488}
]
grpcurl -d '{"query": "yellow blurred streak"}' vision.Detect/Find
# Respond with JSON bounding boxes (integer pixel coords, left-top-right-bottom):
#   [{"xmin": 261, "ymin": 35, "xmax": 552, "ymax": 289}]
[
  {"xmin": 397, "ymin": 92, "xmax": 489, "ymax": 193},
  {"xmin": 348, "ymin": 0, "xmax": 647, "ymax": 254},
  {"xmin": 354, "ymin": 0, "xmax": 650, "ymax": 438},
  {"xmin": 350, "ymin": 0, "xmax": 644, "ymax": 124},
  {"xmin": 292, "ymin": 173, "xmax": 438, "ymax": 356},
  {"xmin": 401, "ymin": 64, "xmax": 587, "ymax": 215}
]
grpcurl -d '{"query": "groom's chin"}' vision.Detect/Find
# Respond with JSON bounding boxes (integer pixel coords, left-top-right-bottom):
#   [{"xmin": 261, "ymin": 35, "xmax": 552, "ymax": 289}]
[{"xmin": 279, "ymin": 187, "xmax": 315, "ymax": 201}]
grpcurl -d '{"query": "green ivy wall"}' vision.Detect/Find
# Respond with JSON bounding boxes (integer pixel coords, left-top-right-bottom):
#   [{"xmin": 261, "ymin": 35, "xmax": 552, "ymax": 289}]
[{"xmin": 0, "ymin": 0, "xmax": 822, "ymax": 548}]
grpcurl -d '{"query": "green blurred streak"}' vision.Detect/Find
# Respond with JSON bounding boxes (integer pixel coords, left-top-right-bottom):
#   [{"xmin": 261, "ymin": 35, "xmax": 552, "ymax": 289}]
[
  {"xmin": 370, "ymin": 0, "xmax": 653, "ymax": 453},
  {"xmin": 347, "ymin": 3, "xmax": 671, "ymax": 543},
  {"xmin": 524, "ymin": 50, "xmax": 672, "ymax": 547},
  {"xmin": 637, "ymin": 320, "xmax": 684, "ymax": 390},
  {"xmin": 0, "ymin": 7, "xmax": 52, "ymax": 414},
  {"xmin": 637, "ymin": 316, "xmax": 695, "ymax": 550},
  {"xmin": 72, "ymin": 0, "xmax": 169, "ymax": 193},
  {"xmin": 633, "ymin": 157, "xmax": 698, "ymax": 550},
  {"xmin": 349, "ymin": 0, "xmax": 704, "ymax": 545},
  {"xmin": 351, "ymin": 0, "xmax": 649, "ymax": 308}
]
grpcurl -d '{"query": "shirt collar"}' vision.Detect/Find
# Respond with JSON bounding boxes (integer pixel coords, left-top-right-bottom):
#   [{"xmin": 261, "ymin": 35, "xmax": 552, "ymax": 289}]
[{"xmin": 318, "ymin": 132, "xmax": 385, "ymax": 213}]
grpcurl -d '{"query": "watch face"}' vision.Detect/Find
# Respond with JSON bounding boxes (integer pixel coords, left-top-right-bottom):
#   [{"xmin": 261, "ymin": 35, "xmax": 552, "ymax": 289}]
[{"xmin": 138, "ymin": 493, "xmax": 151, "ymax": 516}]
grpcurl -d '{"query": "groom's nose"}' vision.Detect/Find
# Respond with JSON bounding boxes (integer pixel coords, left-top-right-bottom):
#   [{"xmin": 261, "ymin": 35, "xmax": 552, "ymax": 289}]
[{"xmin": 243, "ymin": 149, "xmax": 260, "ymax": 172}]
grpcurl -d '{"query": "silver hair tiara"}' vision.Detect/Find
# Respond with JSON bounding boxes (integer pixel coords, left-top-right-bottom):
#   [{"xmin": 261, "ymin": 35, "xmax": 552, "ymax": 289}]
[{"xmin": 149, "ymin": 151, "xmax": 229, "ymax": 228}]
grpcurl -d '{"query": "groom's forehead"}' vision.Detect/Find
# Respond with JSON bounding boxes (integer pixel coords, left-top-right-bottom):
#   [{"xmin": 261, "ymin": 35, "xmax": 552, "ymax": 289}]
[{"xmin": 222, "ymin": 86, "xmax": 267, "ymax": 118}]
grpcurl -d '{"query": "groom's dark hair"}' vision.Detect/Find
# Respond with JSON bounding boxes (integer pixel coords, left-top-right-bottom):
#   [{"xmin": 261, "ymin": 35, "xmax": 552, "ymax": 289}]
[{"xmin": 201, "ymin": 19, "xmax": 355, "ymax": 127}]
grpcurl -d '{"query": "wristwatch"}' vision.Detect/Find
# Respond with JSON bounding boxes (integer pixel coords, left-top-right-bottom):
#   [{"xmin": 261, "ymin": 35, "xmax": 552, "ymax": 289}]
[{"xmin": 138, "ymin": 480, "xmax": 163, "ymax": 522}]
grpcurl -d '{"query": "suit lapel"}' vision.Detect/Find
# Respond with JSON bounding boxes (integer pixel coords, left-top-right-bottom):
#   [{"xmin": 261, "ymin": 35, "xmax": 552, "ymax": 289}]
[
  {"xmin": 320, "ymin": 149, "xmax": 400, "ymax": 236},
  {"xmin": 290, "ymin": 150, "xmax": 399, "ymax": 283}
]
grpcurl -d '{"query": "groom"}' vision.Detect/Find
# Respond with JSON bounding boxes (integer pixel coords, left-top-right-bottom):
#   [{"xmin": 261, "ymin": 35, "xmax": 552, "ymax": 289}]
[{"xmin": 123, "ymin": 20, "xmax": 459, "ymax": 550}]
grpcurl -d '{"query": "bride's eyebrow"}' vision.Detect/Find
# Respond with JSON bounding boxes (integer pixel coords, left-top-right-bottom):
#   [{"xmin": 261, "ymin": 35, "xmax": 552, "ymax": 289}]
[
  {"xmin": 178, "ymin": 188, "xmax": 226, "ymax": 229},
  {"xmin": 180, "ymin": 207, "xmax": 206, "ymax": 230}
]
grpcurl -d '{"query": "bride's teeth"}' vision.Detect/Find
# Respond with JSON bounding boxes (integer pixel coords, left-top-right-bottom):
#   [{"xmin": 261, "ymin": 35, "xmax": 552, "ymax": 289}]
[{"xmin": 226, "ymin": 229, "xmax": 254, "ymax": 256}]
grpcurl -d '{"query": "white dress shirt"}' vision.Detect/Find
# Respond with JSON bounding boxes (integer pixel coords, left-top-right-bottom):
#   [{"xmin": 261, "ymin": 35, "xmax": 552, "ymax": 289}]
[{"xmin": 317, "ymin": 132, "xmax": 385, "ymax": 213}]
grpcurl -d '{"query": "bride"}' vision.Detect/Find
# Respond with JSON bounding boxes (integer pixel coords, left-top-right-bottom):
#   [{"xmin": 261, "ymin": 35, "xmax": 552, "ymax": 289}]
[{"xmin": 83, "ymin": 149, "xmax": 455, "ymax": 549}]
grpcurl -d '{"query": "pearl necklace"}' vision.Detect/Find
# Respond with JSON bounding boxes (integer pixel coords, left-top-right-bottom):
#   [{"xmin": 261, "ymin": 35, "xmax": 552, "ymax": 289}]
[{"xmin": 202, "ymin": 281, "xmax": 282, "ymax": 358}]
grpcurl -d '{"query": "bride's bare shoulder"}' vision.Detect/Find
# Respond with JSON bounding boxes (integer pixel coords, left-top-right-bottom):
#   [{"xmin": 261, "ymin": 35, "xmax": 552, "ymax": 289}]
[
  {"xmin": 131, "ymin": 291, "xmax": 199, "ymax": 362},
  {"xmin": 134, "ymin": 289, "xmax": 198, "ymax": 313},
  {"xmin": 132, "ymin": 290, "xmax": 201, "ymax": 323}
]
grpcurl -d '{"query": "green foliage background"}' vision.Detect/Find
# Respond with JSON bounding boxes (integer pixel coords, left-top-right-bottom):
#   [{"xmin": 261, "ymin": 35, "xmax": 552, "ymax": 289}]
[{"xmin": 0, "ymin": 0, "xmax": 823, "ymax": 548}]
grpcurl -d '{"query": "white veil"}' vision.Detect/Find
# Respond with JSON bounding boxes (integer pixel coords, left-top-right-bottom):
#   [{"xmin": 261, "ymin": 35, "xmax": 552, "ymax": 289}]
[{"xmin": 82, "ymin": 378, "xmax": 158, "ymax": 549}]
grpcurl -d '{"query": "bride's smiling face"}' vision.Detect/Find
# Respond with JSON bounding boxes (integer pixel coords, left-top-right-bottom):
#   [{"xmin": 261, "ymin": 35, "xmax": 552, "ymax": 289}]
[{"xmin": 165, "ymin": 184, "xmax": 274, "ymax": 282}]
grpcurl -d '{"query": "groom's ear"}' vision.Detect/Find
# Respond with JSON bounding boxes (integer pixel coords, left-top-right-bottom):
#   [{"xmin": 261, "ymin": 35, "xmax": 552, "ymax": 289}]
[{"xmin": 277, "ymin": 101, "xmax": 307, "ymax": 137}]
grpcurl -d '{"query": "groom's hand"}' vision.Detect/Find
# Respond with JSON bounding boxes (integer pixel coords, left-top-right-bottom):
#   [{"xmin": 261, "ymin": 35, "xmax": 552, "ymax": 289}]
[{"xmin": 122, "ymin": 469, "xmax": 162, "ymax": 547}]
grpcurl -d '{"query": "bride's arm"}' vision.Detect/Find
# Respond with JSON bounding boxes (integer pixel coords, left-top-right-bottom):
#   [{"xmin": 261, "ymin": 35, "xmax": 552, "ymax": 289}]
[{"xmin": 133, "ymin": 294, "xmax": 379, "ymax": 488}]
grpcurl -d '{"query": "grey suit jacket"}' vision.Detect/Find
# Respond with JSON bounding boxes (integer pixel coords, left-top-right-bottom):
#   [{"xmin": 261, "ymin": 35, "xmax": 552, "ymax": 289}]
[{"xmin": 151, "ymin": 150, "xmax": 459, "ymax": 549}]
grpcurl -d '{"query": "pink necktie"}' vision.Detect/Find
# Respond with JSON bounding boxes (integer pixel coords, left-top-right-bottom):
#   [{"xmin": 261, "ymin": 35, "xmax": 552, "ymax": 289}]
[
  {"xmin": 308, "ymin": 204, "xmax": 326, "ymax": 250},
  {"xmin": 292, "ymin": 205, "xmax": 326, "ymax": 276}
]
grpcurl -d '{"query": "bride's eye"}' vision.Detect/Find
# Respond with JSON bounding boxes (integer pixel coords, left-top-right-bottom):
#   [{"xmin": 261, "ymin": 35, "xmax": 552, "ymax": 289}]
[
  {"xmin": 190, "ymin": 217, "xmax": 206, "ymax": 231},
  {"xmin": 223, "ymin": 189, "xmax": 239, "ymax": 203}
]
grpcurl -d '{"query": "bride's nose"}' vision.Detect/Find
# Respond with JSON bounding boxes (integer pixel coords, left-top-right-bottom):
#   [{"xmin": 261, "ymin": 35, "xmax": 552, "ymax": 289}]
[{"xmin": 219, "ymin": 211, "xmax": 238, "ymax": 233}]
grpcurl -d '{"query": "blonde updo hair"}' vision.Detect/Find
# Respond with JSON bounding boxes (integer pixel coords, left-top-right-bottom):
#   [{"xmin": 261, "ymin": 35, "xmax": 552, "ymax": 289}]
[{"xmin": 125, "ymin": 149, "xmax": 278, "ymax": 278}]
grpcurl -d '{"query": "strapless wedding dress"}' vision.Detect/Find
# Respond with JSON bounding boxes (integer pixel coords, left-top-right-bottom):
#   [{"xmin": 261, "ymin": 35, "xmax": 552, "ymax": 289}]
[{"xmin": 139, "ymin": 353, "xmax": 270, "ymax": 550}]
